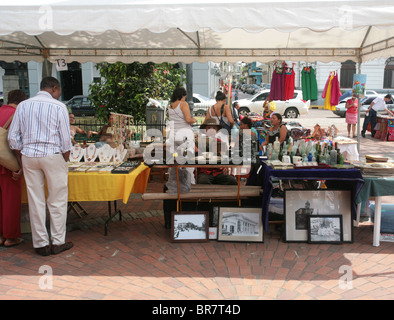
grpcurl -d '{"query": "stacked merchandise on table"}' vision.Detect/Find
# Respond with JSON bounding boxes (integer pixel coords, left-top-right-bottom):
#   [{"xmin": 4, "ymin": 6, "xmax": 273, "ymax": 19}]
[
  {"xmin": 111, "ymin": 161, "xmax": 141, "ymax": 174},
  {"xmin": 67, "ymin": 161, "xmax": 141, "ymax": 173},
  {"xmin": 351, "ymin": 161, "xmax": 394, "ymax": 177},
  {"xmin": 68, "ymin": 162, "xmax": 121, "ymax": 173}
]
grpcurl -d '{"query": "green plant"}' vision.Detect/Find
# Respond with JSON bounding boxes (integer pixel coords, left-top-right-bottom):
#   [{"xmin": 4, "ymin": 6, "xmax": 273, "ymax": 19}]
[{"xmin": 89, "ymin": 62, "xmax": 185, "ymax": 122}]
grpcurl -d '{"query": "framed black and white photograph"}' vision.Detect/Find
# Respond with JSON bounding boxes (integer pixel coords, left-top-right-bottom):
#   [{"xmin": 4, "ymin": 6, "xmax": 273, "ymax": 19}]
[
  {"xmin": 171, "ymin": 211, "xmax": 209, "ymax": 243},
  {"xmin": 218, "ymin": 207, "xmax": 263, "ymax": 242},
  {"xmin": 308, "ymin": 215, "xmax": 343, "ymax": 244},
  {"xmin": 284, "ymin": 190, "xmax": 352, "ymax": 243}
]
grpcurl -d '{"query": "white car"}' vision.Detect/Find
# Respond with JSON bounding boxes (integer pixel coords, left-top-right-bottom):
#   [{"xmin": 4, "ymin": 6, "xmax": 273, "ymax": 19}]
[
  {"xmin": 237, "ymin": 89, "xmax": 310, "ymax": 118},
  {"xmin": 192, "ymin": 93, "xmax": 216, "ymax": 116}
]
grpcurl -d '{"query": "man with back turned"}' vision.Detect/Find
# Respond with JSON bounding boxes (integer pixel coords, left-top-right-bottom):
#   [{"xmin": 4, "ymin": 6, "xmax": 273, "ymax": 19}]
[{"xmin": 8, "ymin": 76, "xmax": 73, "ymax": 256}]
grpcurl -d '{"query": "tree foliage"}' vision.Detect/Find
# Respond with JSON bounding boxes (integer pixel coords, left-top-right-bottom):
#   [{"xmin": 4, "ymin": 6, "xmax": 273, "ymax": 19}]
[{"xmin": 89, "ymin": 62, "xmax": 185, "ymax": 122}]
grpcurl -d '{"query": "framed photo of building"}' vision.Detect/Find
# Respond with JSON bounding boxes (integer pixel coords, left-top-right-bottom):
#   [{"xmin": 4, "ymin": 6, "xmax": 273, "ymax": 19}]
[
  {"xmin": 217, "ymin": 207, "xmax": 263, "ymax": 242},
  {"xmin": 171, "ymin": 211, "xmax": 209, "ymax": 243},
  {"xmin": 284, "ymin": 190, "xmax": 352, "ymax": 243},
  {"xmin": 308, "ymin": 215, "xmax": 343, "ymax": 244}
]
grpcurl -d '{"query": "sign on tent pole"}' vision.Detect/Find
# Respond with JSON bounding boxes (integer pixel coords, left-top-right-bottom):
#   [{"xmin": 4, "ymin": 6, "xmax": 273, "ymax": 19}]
[{"xmin": 352, "ymin": 74, "xmax": 367, "ymax": 153}]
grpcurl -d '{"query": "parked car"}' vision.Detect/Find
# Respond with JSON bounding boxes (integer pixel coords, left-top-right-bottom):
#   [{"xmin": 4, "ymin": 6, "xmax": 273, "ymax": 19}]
[
  {"xmin": 236, "ymin": 89, "xmax": 310, "ymax": 118},
  {"xmin": 242, "ymin": 84, "xmax": 252, "ymax": 93},
  {"xmin": 192, "ymin": 93, "xmax": 216, "ymax": 116},
  {"xmin": 339, "ymin": 89, "xmax": 379, "ymax": 102},
  {"xmin": 246, "ymin": 84, "xmax": 260, "ymax": 95},
  {"xmin": 65, "ymin": 95, "xmax": 96, "ymax": 116},
  {"xmin": 260, "ymin": 83, "xmax": 271, "ymax": 90},
  {"xmin": 332, "ymin": 94, "xmax": 394, "ymax": 118}
]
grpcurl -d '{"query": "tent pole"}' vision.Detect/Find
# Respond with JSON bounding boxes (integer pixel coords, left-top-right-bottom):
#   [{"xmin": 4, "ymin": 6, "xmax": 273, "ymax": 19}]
[
  {"xmin": 186, "ymin": 63, "xmax": 193, "ymax": 114},
  {"xmin": 356, "ymin": 53, "xmax": 362, "ymax": 154}
]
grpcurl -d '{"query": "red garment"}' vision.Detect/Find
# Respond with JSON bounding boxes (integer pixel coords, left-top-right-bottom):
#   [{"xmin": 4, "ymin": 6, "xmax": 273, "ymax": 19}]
[
  {"xmin": 330, "ymin": 74, "xmax": 342, "ymax": 106},
  {"xmin": 0, "ymin": 170, "xmax": 21, "ymax": 239},
  {"xmin": 269, "ymin": 66, "xmax": 285, "ymax": 100},
  {"xmin": 0, "ymin": 104, "xmax": 21, "ymax": 239},
  {"xmin": 284, "ymin": 68, "xmax": 295, "ymax": 100}
]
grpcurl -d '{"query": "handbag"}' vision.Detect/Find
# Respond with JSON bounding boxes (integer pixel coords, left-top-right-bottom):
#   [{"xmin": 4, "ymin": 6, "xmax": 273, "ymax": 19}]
[
  {"xmin": 0, "ymin": 114, "xmax": 21, "ymax": 172},
  {"xmin": 213, "ymin": 104, "xmax": 232, "ymax": 134}
]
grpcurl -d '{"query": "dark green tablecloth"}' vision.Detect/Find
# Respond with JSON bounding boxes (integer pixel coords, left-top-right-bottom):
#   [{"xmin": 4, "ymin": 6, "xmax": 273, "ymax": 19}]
[{"xmin": 356, "ymin": 176, "xmax": 394, "ymax": 203}]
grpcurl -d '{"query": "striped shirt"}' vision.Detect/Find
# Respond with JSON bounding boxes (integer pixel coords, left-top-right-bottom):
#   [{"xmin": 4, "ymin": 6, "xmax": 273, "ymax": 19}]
[{"xmin": 8, "ymin": 91, "xmax": 72, "ymax": 157}]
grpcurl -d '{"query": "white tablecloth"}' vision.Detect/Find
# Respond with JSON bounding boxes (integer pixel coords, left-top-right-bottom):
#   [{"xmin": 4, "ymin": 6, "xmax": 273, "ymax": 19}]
[{"xmin": 335, "ymin": 137, "xmax": 359, "ymax": 161}]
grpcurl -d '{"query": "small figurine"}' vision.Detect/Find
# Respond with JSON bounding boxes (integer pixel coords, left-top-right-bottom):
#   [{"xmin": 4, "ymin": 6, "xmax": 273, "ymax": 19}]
[
  {"xmin": 312, "ymin": 124, "xmax": 324, "ymax": 140},
  {"xmin": 327, "ymin": 124, "xmax": 338, "ymax": 138}
]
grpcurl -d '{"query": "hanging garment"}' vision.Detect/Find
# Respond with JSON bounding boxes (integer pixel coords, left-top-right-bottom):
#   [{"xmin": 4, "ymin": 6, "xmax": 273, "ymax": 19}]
[
  {"xmin": 301, "ymin": 67, "xmax": 311, "ymax": 101},
  {"xmin": 322, "ymin": 73, "xmax": 334, "ymax": 110},
  {"xmin": 269, "ymin": 66, "xmax": 284, "ymax": 100},
  {"xmin": 301, "ymin": 67, "xmax": 318, "ymax": 101},
  {"xmin": 284, "ymin": 67, "xmax": 295, "ymax": 100},
  {"xmin": 280, "ymin": 66, "xmax": 286, "ymax": 101},
  {"xmin": 309, "ymin": 67, "xmax": 318, "ymax": 100},
  {"xmin": 330, "ymin": 73, "xmax": 342, "ymax": 106}
]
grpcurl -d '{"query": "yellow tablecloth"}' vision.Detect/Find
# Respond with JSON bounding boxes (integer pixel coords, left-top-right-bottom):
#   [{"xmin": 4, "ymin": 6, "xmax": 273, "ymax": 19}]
[{"xmin": 22, "ymin": 164, "xmax": 151, "ymax": 204}]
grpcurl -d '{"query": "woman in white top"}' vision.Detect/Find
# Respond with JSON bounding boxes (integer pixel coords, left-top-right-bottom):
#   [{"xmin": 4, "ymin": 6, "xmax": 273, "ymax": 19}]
[
  {"xmin": 168, "ymin": 87, "xmax": 196, "ymax": 146},
  {"xmin": 167, "ymin": 87, "xmax": 197, "ymax": 183},
  {"xmin": 205, "ymin": 91, "xmax": 234, "ymax": 133}
]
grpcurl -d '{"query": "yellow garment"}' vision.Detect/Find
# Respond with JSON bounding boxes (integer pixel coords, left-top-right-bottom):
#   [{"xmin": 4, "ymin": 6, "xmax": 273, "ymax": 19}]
[
  {"xmin": 263, "ymin": 101, "xmax": 276, "ymax": 119},
  {"xmin": 324, "ymin": 75, "xmax": 336, "ymax": 111},
  {"xmin": 22, "ymin": 163, "xmax": 151, "ymax": 204}
]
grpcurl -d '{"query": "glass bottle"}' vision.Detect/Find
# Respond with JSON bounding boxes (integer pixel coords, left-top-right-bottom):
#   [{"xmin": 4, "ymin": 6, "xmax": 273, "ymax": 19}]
[{"xmin": 330, "ymin": 149, "xmax": 337, "ymax": 165}]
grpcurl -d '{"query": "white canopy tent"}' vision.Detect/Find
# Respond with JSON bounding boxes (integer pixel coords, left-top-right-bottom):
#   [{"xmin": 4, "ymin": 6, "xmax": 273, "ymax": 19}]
[{"xmin": 0, "ymin": 0, "xmax": 394, "ymax": 65}]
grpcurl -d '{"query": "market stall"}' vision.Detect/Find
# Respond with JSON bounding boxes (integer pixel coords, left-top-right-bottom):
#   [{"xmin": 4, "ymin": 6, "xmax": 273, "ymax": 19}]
[
  {"xmin": 22, "ymin": 113, "xmax": 151, "ymax": 235},
  {"xmin": 252, "ymin": 161, "xmax": 364, "ymax": 235},
  {"xmin": 1, "ymin": 1, "xmax": 394, "ymax": 247},
  {"xmin": 22, "ymin": 162, "xmax": 150, "ymax": 235},
  {"xmin": 373, "ymin": 115, "xmax": 394, "ymax": 141}
]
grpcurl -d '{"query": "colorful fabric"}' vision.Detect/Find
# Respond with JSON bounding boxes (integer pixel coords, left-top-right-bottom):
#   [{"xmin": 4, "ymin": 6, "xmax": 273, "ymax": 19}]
[
  {"xmin": 323, "ymin": 75, "xmax": 334, "ymax": 110},
  {"xmin": 330, "ymin": 74, "xmax": 342, "ymax": 106},
  {"xmin": 284, "ymin": 67, "xmax": 295, "ymax": 100},
  {"xmin": 301, "ymin": 67, "xmax": 318, "ymax": 101},
  {"xmin": 388, "ymin": 127, "xmax": 394, "ymax": 141},
  {"xmin": 270, "ymin": 65, "xmax": 295, "ymax": 101},
  {"xmin": 0, "ymin": 168, "xmax": 22, "ymax": 239},
  {"xmin": 269, "ymin": 67, "xmax": 284, "ymax": 100},
  {"xmin": 322, "ymin": 72, "xmax": 341, "ymax": 111}
]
